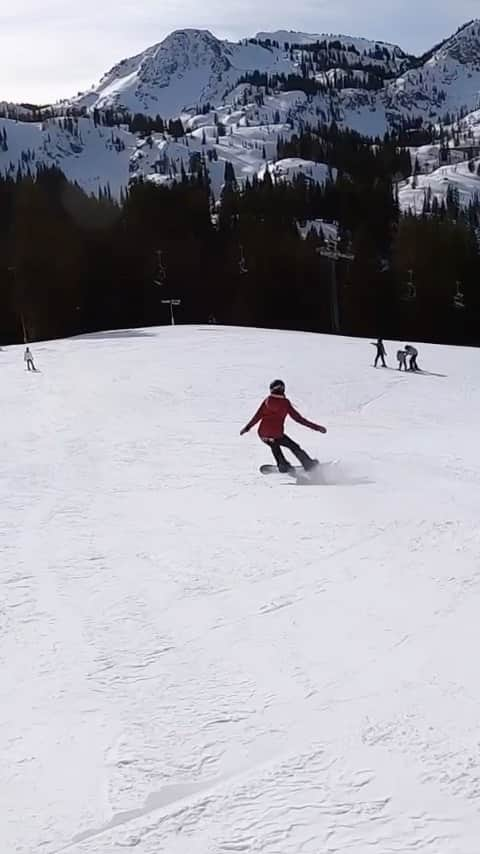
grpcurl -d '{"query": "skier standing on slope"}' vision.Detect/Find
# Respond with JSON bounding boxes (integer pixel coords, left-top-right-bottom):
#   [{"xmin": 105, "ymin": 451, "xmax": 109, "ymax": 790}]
[
  {"xmin": 24, "ymin": 347, "xmax": 36, "ymax": 372},
  {"xmin": 240, "ymin": 379, "xmax": 327, "ymax": 473},
  {"xmin": 372, "ymin": 338, "xmax": 387, "ymax": 368}
]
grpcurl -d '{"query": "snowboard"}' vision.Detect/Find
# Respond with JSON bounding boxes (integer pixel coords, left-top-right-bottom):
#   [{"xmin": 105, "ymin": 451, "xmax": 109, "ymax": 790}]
[
  {"xmin": 260, "ymin": 461, "xmax": 328, "ymax": 484},
  {"xmin": 260, "ymin": 464, "xmax": 305, "ymax": 476}
]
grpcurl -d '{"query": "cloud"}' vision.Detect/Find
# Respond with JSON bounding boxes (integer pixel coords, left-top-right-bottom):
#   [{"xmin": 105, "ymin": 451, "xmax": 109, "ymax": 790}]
[{"xmin": 0, "ymin": 0, "xmax": 477, "ymax": 102}]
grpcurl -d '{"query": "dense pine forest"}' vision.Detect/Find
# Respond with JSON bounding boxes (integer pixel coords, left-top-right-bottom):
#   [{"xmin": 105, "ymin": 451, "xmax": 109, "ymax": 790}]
[{"xmin": 1, "ymin": 123, "xmax": 480, "ymax": 347}]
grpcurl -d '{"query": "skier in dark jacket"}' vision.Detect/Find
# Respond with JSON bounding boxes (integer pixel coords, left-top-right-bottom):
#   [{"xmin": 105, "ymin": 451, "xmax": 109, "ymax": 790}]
[
  {"xmin": 372, "ymin": 338, "xmax": 387, "ymax": 368},
  {"xmin": 240, "ymin": 380, "xmax": 327, "ymax": 473}
]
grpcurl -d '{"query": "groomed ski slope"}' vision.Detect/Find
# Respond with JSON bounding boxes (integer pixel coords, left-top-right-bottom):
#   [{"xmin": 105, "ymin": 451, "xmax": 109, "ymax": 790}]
[{"xmin": 2, "ymin": 325, "xmax": 480, "ymax": 854}]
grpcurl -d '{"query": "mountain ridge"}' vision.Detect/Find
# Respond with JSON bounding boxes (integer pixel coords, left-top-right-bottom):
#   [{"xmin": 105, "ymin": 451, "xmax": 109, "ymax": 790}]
[
  {"xmin": 2, "ymin": 21, "xmax": 480, "ymax": 207},
  {"xmin": 64, "ymin": 21, "xmax": 480, "ymax": 119}
]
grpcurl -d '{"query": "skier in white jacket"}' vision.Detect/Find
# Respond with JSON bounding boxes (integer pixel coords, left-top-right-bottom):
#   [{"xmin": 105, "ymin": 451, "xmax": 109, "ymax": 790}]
[{"xmin": 24, "ymin": 347, "xmax": 36, "ymax": 372}]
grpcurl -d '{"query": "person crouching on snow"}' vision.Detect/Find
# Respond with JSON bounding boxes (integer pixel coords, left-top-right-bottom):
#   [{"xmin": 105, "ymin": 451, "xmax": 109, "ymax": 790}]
[
  {"xmin": 240, "ymin": 379, "xmax": 326, "ymax": 473},
  {"xmin": 397, "ymin": 349, "xmax": 408, "ymax": 371}
]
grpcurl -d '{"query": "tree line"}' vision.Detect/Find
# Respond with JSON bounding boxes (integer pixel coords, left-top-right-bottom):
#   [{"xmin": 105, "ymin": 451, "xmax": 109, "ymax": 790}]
[{"xmin": 1, "ymin": 125, "xmax": 480, "ymax": 347}]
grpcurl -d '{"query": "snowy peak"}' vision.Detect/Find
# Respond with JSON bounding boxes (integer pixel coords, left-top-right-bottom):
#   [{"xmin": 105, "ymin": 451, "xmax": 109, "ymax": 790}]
[
  {"xmin": 71, "ymin": 29, "xmax": 292, "ymax": 118},
  {"xmin": 383, "ymin": 19, "xmax": 480, "ymax": 126},
  {"xmin": 80, "ymin": 29, "xmax": 230, "ymax": 116},
  {"xmin": 135, "ymin": 29, "xmax": 227, "ymax": 84},
  {"xmin": 131, "ymin": 29, "xmax": 228, "ymax": 99},
  {"xmin": 99, "ymin": 29, "xmax": 222, "ymax": 84},
  {"xmin": 69, "ymin": 26, "xmax": 415, "ymax": 121},
  {"xmin": 66, "ymin": 22, "xmax": 480, "ymax": 126},
  {"xmin": 430, "ymin": 19, "xmax": 480, "ymax": 65}
]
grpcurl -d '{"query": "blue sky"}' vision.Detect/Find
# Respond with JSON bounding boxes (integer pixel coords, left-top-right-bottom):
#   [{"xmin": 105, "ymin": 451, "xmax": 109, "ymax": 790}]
[{"xmin": 0, "ymin": 0, "xmax": 477, "ymax": 103}]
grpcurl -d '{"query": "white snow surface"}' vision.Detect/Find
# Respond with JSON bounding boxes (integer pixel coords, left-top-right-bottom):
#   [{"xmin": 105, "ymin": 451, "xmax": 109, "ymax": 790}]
[{"xmin": 3, "ymin": 325, "xmax": 480, "ymax": 853}]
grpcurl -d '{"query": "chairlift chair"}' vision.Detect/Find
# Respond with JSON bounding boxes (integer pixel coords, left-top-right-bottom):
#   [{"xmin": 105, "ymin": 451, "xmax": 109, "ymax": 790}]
[
  {"xmin": 154, "ymin": 250, "xmax": 167, "ymax": 286},
  {"xmin": 453, "ymin": 281, "xmax": 465, "ymax": 309},
  {"xmin": 401, "ymin": 270, "xmax": 416, "ymax": 302},
  {"xmin": 239, "ymin": 245, "xmax": 248, "ymax": 275}
]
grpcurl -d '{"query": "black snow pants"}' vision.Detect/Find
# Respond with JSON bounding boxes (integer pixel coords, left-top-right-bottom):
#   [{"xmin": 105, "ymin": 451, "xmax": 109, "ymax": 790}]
[
  {"xmin": 409, "ymin": 355, "xmax": 419, "ymax": 371},
  {"xmin": 263, "ymin": 435, "xmax": 315, "ymax": 471},
  {"xmin": 374, "ymin": 349, "xmax": 386, "ymax": 367}
]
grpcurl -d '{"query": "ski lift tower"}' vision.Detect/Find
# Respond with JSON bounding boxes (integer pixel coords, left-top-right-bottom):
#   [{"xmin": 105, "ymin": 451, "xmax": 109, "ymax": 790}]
[
  {"xmin": 316, "ymin": 237, "xmax": 354, "ymax": 334},
  {"xmin": 162, "ymin": 299, "xmax": 181, "ymax": 326}
]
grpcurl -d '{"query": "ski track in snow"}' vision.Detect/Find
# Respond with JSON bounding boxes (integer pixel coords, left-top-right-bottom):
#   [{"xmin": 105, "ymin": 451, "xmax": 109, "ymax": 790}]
[{"xmin": 2, "ymin": 326, "xmax": 480, "ymax": 853}]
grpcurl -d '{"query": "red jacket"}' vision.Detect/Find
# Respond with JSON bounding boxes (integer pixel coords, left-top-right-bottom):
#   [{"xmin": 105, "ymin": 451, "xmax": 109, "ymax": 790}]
[{"xmin": 243, "ymin": 394, "xmax": 323, "ymax": 439}]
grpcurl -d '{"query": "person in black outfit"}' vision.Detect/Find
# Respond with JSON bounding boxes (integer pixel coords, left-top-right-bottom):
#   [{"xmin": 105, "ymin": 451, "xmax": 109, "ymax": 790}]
[{"xmin": 372, "ymin": 338, "xmax": 387, "ymax": 368}]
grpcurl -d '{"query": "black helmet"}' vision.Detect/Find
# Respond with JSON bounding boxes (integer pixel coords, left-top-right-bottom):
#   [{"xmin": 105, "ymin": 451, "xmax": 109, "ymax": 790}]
[{"xmin": 269, "ymin": 379, "xmax": 285, "ymax": 394}]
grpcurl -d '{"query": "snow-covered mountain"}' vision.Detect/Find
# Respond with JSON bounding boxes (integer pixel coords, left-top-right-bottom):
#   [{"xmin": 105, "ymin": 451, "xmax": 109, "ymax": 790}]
[
  {"xmin": 62, "ymin": 26, "xmax": 414, "ymax": 130},
  {"xmin": 3, "ymin": 22, "xmax": 480, "ymax": 203},
  {"xmin": 65, "ymin": 22, "xmax": 480, "ymax": 129},
  {"xmin": 70, "ymin": 29, "xmax": 293, "ymax": 119},
  {"xmin": 384, "ymin": 20, "xmax": 480, "ymax": 126}
]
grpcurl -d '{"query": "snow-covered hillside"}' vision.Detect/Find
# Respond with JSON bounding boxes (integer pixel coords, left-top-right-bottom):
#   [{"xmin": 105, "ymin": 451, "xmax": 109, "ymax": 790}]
[
  {"xmin": 0, "ymin": 116, "xmax": 135, "ymax": 197},
  {"xmin": 384, "ymin": 20, "xmax": 480, "ymax": 125},
  {"xmin": 3, "ymin": 325, "xmax": 480, "ymax": 854},
  {"xmin": 399, "ymin": 158, "xmax": 480, "ymax": 213},
  {"xmin": 396, "ymin": 105, "xmax": 480, "ymax": 212},
  {"xmin": 0, "ymin": 102, "xmax": 333, "ymax": 200}
]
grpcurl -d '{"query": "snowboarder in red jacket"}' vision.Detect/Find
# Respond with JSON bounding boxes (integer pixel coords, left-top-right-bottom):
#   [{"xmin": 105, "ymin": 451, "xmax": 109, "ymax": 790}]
[{"xmin": 240, "ymin": 379, "xmax": 327, "ymax": 472}]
